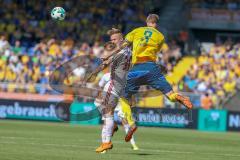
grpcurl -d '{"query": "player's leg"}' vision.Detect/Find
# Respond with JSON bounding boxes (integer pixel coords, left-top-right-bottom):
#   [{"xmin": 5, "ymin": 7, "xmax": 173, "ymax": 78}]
[
  {"xmin": 95, "ymin": 81, "xmax": 117, "ymax": 153},
  {"xmin": 120, "ymin": 97, "xmax": 138, "ymax": 144},
  {"xmin": 119, "ymin": 99, "xmax": 138, "ymax": 142},
  {"xmin": 111, "ymin": 103, "xmax": 122, "ymax": 136},
  {"xmin": 121, "ymin": 66, "xmax": 145, "ymax": 142},
  {"xmin": 166, "ymin": 91, "xmax": 193, "ymax": 109},
  {"xmin": 112, "ymin": 122, "xmax": 118, "ymax": 136},
  {"xmin": 117, "ymin": 101, "xmax": 139, "ymax": 150},
  {"xmin": 149, "ymin": 63, "xmax": 193, "ymax": 109},
  {"xmin": 95, "ymin": 107, "xmax": 114, "ymax": 153},
  {"xmin": 119, "ymin": 98, "xmax": 135, "ymax": 127},
  {"xmin": 121, "ymin": 119, "xmax": 139, "ymax": 150},
  {"xmin": 94, "ymin": 100, "xmax": 114, "ymax": 153}
]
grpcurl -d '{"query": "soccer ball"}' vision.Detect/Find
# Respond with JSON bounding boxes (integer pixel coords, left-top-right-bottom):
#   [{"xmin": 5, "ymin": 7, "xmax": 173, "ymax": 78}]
[{"xmin": 51, "ymin": 7, "xmax": 66, "ymax": 20}]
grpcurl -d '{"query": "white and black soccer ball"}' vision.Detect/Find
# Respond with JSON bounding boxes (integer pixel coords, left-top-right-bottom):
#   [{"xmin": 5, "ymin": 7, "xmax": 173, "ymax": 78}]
[{"xmin": 51, "ymin": 7, "xmax": 66, "ymax": 20}]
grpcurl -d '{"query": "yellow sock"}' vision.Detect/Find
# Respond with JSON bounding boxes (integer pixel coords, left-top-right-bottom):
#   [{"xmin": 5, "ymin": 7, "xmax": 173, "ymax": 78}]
[
  {"xmin": 119, "ymin": 98, "xmax": 135, "ymax": 127},
  {"xmin": 168, "ymin": 93, "xmax": 178, "ymax": 102}
]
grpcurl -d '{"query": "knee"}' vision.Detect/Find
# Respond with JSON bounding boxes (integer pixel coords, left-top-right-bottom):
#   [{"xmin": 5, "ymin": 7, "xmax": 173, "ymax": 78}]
[{"xmin": 102, "ymin": 107, "xmax": 114, "ymax": 116}]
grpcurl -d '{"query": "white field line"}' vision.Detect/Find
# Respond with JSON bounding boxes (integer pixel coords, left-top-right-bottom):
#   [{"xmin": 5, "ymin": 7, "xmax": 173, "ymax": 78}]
[
  {"xmin": 0, "ymin": 138, "xmax": 240, "ymax": 157},
  {"xmin": 0, "ymin": 136, "xmax": 44, "ymax": 140},
  {"xmin": 0, "ymin": 136, "xmax": 200, "ymax": 147},
  {"xmin": 0, "ymin": 136, "xmax": 236, "ymax": 149}
]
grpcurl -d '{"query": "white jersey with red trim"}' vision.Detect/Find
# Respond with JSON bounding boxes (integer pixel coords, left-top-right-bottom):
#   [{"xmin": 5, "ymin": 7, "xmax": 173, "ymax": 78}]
[
  {"xmin": 95, "ymin": 47, "xmax": 132, "ymax": 112},
  {"xmin": 111, "ymin": 47, "xmax": 131, "ymax": 80},
  {"xmin": 110, "ymin": 47, "xmax": 132, "ymax": 94}
]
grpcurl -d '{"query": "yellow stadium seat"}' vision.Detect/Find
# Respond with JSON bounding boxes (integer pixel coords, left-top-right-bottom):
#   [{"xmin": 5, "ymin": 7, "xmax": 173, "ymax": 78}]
[{"xmin": 166, "ymin": 57, "xmax": 196, "ymax": 85}]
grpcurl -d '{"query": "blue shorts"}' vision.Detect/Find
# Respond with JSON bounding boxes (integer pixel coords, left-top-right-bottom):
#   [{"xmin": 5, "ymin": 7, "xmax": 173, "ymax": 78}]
[{"xmin": 122, "ymin": 62, "xmax": 172, "ymax": 99}]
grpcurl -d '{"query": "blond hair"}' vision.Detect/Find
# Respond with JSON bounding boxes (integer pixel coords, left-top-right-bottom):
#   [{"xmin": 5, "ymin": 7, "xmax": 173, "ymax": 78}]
[
  {"xmin": 146, "ymin": 14, "xmax": 159, "ymax": 23},
  {"xmin": 107, "ymin": 28, "xmax": 122, "ymax": 36}
]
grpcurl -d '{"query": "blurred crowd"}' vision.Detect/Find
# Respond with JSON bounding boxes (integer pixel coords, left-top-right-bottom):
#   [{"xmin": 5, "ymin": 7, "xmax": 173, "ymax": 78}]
[
  {"xmin": 2, "ymin": 29, "xmax": 240, "ymax": 109},
  {"xmin": 186, "ymin": 0, "xmax": 240, "ymax": 10},
  {"xmin": 0, "ymin": 0, "xmax": 166, "ymax": 95},
  {"xmin": 0, "ymin": 0, "xmax": 163, "ymax": 47},
  {"xmin": 0, "ymin": 35, "xmax": 77, "ymax": 94},
  {"xmin": 0, "ymin": 33, "xmax": 183, "ymax": 95},
  {"xmin": 2, "ymin": 0, "xmax": 239, "ymax": 109},
  {"xmin": 180, "ymin": 41, "xmax": 240, "ymax": 109}
]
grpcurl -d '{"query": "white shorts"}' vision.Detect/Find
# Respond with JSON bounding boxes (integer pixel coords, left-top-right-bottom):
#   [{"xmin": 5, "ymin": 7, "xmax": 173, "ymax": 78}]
[
  {"xmin": 94, "ymin": 80, "xmax": 121, "ymax": 114},
  {"xmin": 115, "ymin": 103, "xmax": 125, "ymax": 119}
]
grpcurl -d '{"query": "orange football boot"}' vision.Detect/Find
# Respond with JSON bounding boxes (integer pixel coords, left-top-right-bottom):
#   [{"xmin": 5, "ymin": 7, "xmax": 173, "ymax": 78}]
[
  {"xmin": 95, "ymin": 142, "xmax": 113, "ymax": 153},
  {"xmin": 125, "ymin": 125, "xmax": 137, "ymax": 142},
  {"xmin": 176, "ymin": 94, "xmax": 193, "ymax": 110}
]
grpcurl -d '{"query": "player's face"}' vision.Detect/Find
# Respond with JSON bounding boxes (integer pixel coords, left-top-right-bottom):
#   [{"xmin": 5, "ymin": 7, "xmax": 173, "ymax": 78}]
[
  {"xmin": 110, "ymin": 33, "xmax": 123, "ymax": 47},
  {"xmin": 147, "ymin": 22, "xmax": 157, "ymax": 28}
]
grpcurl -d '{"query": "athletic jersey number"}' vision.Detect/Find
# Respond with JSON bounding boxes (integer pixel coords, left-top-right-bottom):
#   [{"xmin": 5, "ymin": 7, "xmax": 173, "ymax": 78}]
[{"xmin": 144, "ymin": 30, "xmax": 153, "ymax": 43}]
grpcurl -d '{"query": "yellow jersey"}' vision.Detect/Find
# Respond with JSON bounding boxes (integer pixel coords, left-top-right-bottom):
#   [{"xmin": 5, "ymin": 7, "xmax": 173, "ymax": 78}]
[{"xmin": 125, "ymin": 26, "xmax": 164, "ymax": 64}]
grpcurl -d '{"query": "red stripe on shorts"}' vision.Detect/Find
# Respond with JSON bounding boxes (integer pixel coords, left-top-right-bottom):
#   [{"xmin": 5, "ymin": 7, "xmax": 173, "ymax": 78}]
[{"xmin": 103, "ymin": 80, "xmax": 113, "ymax": 105}]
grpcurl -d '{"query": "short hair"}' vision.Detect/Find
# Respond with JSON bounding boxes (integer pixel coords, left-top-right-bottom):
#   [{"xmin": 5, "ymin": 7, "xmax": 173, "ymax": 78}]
[
  {"xmin": 146, "ymin": 14, "xmax": 159, "ymax": 23},
  {"xmin": 107, "ymin": 28, "xmax": 122, "ymax": 36}
]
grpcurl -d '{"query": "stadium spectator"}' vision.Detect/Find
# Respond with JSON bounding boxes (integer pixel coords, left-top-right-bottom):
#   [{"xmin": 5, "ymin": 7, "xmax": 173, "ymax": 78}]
[
  {"xmin": 12, "ymin": 40, "xmax": 22, "ymax": 55},
  {"xmin": 201, "ymin": 93, "xmax": 213, "ymax": 110},
  {"xmin": 0, "ymin": 35, "xmax": 10, "ymax": 55},
  {"xmin": 92, "ymin": 41, "xmax": 104, "ymax": 57},
  {"xmin": 178, "ymin": 29, "xmax": 189, "ymax": 56}
]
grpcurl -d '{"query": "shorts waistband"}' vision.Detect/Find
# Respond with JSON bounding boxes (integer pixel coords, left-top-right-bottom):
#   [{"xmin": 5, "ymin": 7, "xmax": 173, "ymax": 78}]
[
  {"xmin": 134, "ymin": 61, "xmax": 155, "ymax": 65},
  {"xmin": 134, "ymin": 56, "xmax": 156, "ymax": 64}
]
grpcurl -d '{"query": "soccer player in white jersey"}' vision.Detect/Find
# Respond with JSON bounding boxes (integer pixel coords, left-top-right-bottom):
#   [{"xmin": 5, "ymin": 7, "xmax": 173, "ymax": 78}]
[
  {"xmin": 94, "ymin": 28, "xmax": 133, "ymax": 153},
  {"xmin": 98, "ymin": 72, "xmax": 139, "ymax": 151}
]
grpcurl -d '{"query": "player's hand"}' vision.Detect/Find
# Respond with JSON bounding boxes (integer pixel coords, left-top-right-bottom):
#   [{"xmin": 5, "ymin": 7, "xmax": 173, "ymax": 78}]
[{"xmin": 100, "ymin": 56, "xmax": 108, "ymax": 61}]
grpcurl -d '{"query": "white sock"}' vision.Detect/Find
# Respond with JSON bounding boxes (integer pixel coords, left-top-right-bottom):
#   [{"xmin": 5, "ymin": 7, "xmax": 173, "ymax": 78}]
[
  {"xmin": 102, "ymin": 116, "xmax": 114, "ymax": 143},
  {"xmin": 102, "ymin": 124, "xmax": 107, "ymax": 143},
  {"xmin": 123, "ymin": 124, "xmax": 136, "ymax": 145},
  {"xmin": 123, "ymin": 124, "xmax": 129, "ymax": 133}
]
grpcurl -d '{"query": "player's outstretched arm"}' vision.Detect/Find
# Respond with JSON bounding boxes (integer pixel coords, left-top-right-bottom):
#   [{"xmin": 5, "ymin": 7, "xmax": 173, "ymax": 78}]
[
  {"xmin": 85, "ymin": 61, "xmax": 110, "ymax": 82},
  {"xmin": 85, "ymin": 41, "xmax": 131, "ymax": 82}
]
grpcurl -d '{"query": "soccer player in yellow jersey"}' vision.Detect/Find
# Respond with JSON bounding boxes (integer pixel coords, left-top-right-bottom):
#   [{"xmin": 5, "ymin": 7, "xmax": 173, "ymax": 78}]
[
  {"xmin": 120, "ymin": 14, "xmax": 193, "ymax": 142},
  {"xmin": 88, "ymin": 14, "xmax": 193, "ymax": 152}
]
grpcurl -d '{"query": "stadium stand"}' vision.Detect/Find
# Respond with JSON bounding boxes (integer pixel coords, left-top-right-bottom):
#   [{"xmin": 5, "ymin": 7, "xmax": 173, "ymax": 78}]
[
  {"xmin": 0, "ymin": 0, "xmax": 164, "ymax": 46},
  {"xmin": 0, "ymin": 0, "xmax": 165, "ymax": 94},
  {"xmin": 1, "ymin": 0, "xmax": 239, "ymax": 110},
  {"xmin": 186, "ymin": 0, "xmax": 240, "ymax": 9},
  {"xmin": 180, "ymin": 42, "xmax": 240, "ymax": 109},
  {"xmin": 0, "ymin": 34, "xmax": 184, "ymax": 95}
]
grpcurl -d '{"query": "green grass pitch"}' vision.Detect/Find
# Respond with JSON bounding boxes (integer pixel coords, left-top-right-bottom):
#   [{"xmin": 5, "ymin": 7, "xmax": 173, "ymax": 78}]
[{"xmin": 0, "ymin": 120, "xmax": 239, "ymax": 160}]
